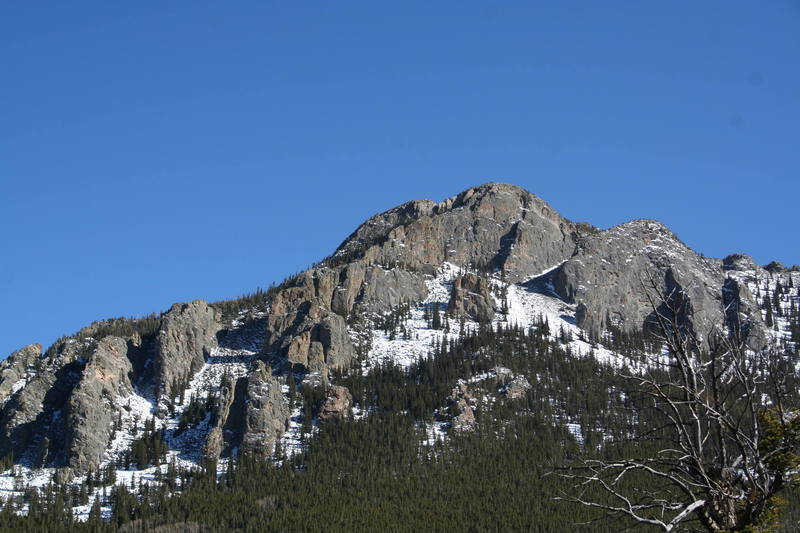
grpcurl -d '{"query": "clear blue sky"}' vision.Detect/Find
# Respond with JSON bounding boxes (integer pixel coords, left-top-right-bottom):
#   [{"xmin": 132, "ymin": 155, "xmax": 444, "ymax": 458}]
[{"xmin": 2, "ymin": 2, "xmax": 799, "ymax": 357}]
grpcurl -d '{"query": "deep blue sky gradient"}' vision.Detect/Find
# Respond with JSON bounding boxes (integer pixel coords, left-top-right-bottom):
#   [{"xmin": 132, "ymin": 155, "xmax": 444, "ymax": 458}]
[{"xmin": 2, "ymin": 2, "xmax": 799, "ymax": 357}]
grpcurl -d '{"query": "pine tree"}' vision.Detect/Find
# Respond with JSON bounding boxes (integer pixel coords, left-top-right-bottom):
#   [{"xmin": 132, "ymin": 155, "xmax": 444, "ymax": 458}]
[
  {"xmin": 432, "ymin": 304, "xmax": 442, "ymax": 330},
  {"xmin": 764, "ymin": 296, "xmax": 774, "ymax": 328},
  {"xmin": 774, "ymin": 283, "xmax": 783, "ymax": 315}
]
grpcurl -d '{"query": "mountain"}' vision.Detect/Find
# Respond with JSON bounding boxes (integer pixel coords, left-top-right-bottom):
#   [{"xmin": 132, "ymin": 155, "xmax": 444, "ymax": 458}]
[{"xmin": 0, "ymin": 182, "xmax": 798, "ymax": 531}]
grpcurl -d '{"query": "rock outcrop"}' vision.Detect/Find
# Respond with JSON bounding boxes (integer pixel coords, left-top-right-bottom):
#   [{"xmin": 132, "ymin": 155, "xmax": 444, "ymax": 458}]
[
  {"xmin": 156, "ymin": 300, "xmax": 220, "ymax": 402},
  {"xmin": 723, "ymin": 253, "xmax": 760, "ymax": 272},
  {"xmin": 0, "ymin": 338, "xmax": 90, "ymax": 465},
  {"xmin": 0, "ymin": 181, "xmax": 787, "ymax": 477},
  {"xmin": 63, "ymin": 336, "xmax": 134, "ymax": 471},
  {"xmin": 0, "ymin": 357, "xmax": 61, "ymax": 463},
  {"xmin": 553, "ymin": 220, "xmax": 729, "ymax": 340},
  {"xmin": 448, "ymin": 273, "xmax": 496, "ymax": 322},
  {"xmin": 319, "ymin": 385, "xmax": 352, "ymax": 421},
  {"xmin": 358, "ymin": 267, "xmax": 428, "ymax": 313},
  {"xmin": 332, "ymin": 182, "xmax": 582, "ymax": 282},
  {"xmin": 264, "ymin": 271, "xmax": 356, "ymax": 371},
  {"xmin": 502, "ymin": 375, "xmax": 532, "ymax": 400},
  {"xmin": 263, "ymin": 263, "xmax": 428, "ymax": 371},
  {"xmin": 0, "ymin": 344, "xmax": 41, "ymax": 406},
  {"xmin": 0, "ymin": 335, "xmax": 138, "ymax": 471},
  {"xmin": 240, "ymin": 362, "xmax": 290, "ymax": 456},
  {"xmin": 204, "ymin": 375, "xmax": 239, "ymax": 461},
  {"xmin": 263, "ymin": 183, "xmax": 587, "ymax": 374},
  {"xmin": 447, "ymin": 382, "xmax": 477, "ymax": 432}
]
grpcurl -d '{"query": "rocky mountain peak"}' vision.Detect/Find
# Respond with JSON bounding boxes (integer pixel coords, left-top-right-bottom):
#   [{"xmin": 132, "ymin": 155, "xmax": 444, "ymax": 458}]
[
  {"xmin": 0, "ymin": 181, "xmax": 794, "ymax": 519},
  {"xmin": 330, "ymin": 182, "xmax": 579, "ymax": 282}
]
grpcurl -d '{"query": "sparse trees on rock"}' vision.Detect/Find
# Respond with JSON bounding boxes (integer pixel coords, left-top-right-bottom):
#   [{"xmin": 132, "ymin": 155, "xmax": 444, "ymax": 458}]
[{"xmin": 558, "ymin": 272, "xmax": 800, "ymax": 532}]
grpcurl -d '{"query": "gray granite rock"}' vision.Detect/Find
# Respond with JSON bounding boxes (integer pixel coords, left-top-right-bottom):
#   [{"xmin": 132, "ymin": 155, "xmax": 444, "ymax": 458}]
[
  {"xmin": 0, "ymin": 181, "xmax": 785, "ymax": 476},
  {"xmin": 204, "ymin": 375, "xmax": 238, "ymax": 461},
  {"xmin": 447, "ymin": 273, "xmax": 496, "ymax": 322},
  {"xmin": 332, "ymin": 182, "xmax": 583, "ymax": 282},
  {"xmin": 155, "ymin": 300, "xmax": 220, "ymax": 402},
  {"xmin": 63, "ymin": 336, "xmax": 134, "ymax": 471},
  {"xmin": 359, "ymin": 266, "xmax": 428, "ymax": 313},
  {"xmin": 0, "ymin": 338, "xmax": 87, "ymax": 466},
  {"xmin": 447, "ymin": 382, "xmax": 477, "ymax": 432},
  {"xmin": 240, "ymin": 362, "xmax": 290, "ymax": 457},
  {"xmin": 0, "ymin": 344, "xmax": 41, "ymax": 407},
  {"xmin": 553, "ymin": 220, "xmax": 728, "ymax": 341},
  {"xmin": 264, "ymin": 271, "xmax": 356, "ymax": 371}
]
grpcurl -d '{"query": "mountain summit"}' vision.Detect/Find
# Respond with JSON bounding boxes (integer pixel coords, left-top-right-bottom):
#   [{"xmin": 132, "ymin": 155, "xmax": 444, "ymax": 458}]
[{"xmin": 0, "ymin": 183, "xmax": 797, "ymax": 527}]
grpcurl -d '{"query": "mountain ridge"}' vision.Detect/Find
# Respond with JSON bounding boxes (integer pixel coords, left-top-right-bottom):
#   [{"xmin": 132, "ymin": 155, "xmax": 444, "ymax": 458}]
[
  {"xmin": 4, "ymin": 181, "xmax": 795, "ymax": 359},
  {"xmin": 0, "ymin": 182, "xmax": 798, "ymax": 525}
]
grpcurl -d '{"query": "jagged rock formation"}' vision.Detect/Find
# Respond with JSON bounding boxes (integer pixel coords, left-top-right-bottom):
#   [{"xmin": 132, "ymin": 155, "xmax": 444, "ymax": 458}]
[
  {"xmin": 721, "ymin": 274, "xmax": 765, "ymax": 345},
  {"xmin": 553, "ymin": 220, "xmax": 731, "ymax": 339},
  {"xmin": 262, "ymin": 183, "xmax": 583, "ymax": 372},
  {"xmin": 0, "ymin": 181, "xmax": 790, "ymax": 478},
  {"xmin": 0, "ymin": 343, "xmax": 41, "ymax": 407},
  {"xmin": 264, "ymin": 270, "xmax": 357, "ymax": 371},
  {"xmin": 0, "ymin": 338, "xmax": 88, "ymax": 465},
  {"xmin": 204, "ymin": 376, "xmax": 239, "ymax": 460},
  {"xmin": 0, "ymin": 335, "xmax": 137, "ymax": 471},
  {"xmin": 156, "ymin": 300, "xmax": 220, "ymax": 403},
  {"xmin": 240, "ymin": 362, "xmax": 289, "ymax": 456},
  {"xmin": 448, "ymin": 273, "xmax": 496, "ymax": 322},
  {"xmin": 333, "ymin": 183, "xmax": 581, "ymax": 282},
  {"xmin": 63, "ymin": 336, "xmax": 134, "ymax": 471}
]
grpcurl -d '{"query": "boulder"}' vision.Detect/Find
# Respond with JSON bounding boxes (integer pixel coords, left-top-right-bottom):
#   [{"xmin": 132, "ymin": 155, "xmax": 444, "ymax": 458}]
[
  {"xmin": 452, "ymin": 405, "xmax": 476, "ymax": 432},
  {"xmin": 492, "ymin": 366, "xmax": 514, "ymax": 384}
]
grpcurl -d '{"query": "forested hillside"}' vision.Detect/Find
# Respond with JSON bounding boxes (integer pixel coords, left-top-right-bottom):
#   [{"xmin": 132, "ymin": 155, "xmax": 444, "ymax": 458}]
[{"xmin": 1, "ymin": 183, "xmax": 798, "ymax": 532}]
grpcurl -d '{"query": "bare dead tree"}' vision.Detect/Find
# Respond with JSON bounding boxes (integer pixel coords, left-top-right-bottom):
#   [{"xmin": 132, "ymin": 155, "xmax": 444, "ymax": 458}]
[{"xmin": 557, "ymin": 270, "xmax": 800, "ymax": 532}]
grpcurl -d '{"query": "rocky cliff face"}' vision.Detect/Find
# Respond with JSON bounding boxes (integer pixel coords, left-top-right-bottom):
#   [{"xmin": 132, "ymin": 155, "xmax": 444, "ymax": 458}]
[
  {"xmin": 332, "ymin": 182, "xmax": 580, "ymax": 281},
  {"xmin": 62, "ymin": 336, "xmax": 134, "ymax": 471},
  {"xmin": 0, "ymin": 344, "xmax": 41, "ymax": 407},
  {"xmin": 0, "ymin": 182, "xmax": 789, "ymax": 480},
  {"xmin": 261, "ymin": 183, "xmax": 583, "ymax": 372},
  {"xmin": 0, "ymin": 335, "xmax": 137, "ymax": 471},
  {"xmin": 0, "ymin": 338, "xmax": 87, "ymax": 466},
  {"xmin": 553, "ymin": 220, "xmax": 729, "ymax": 338},
  {"xmin": 156, "ymin": 300, "xmax": 220, "ymax": 404},
  {"xmin": 240, "ymin": 362, "xmax": 290, "ymax": 457}
]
